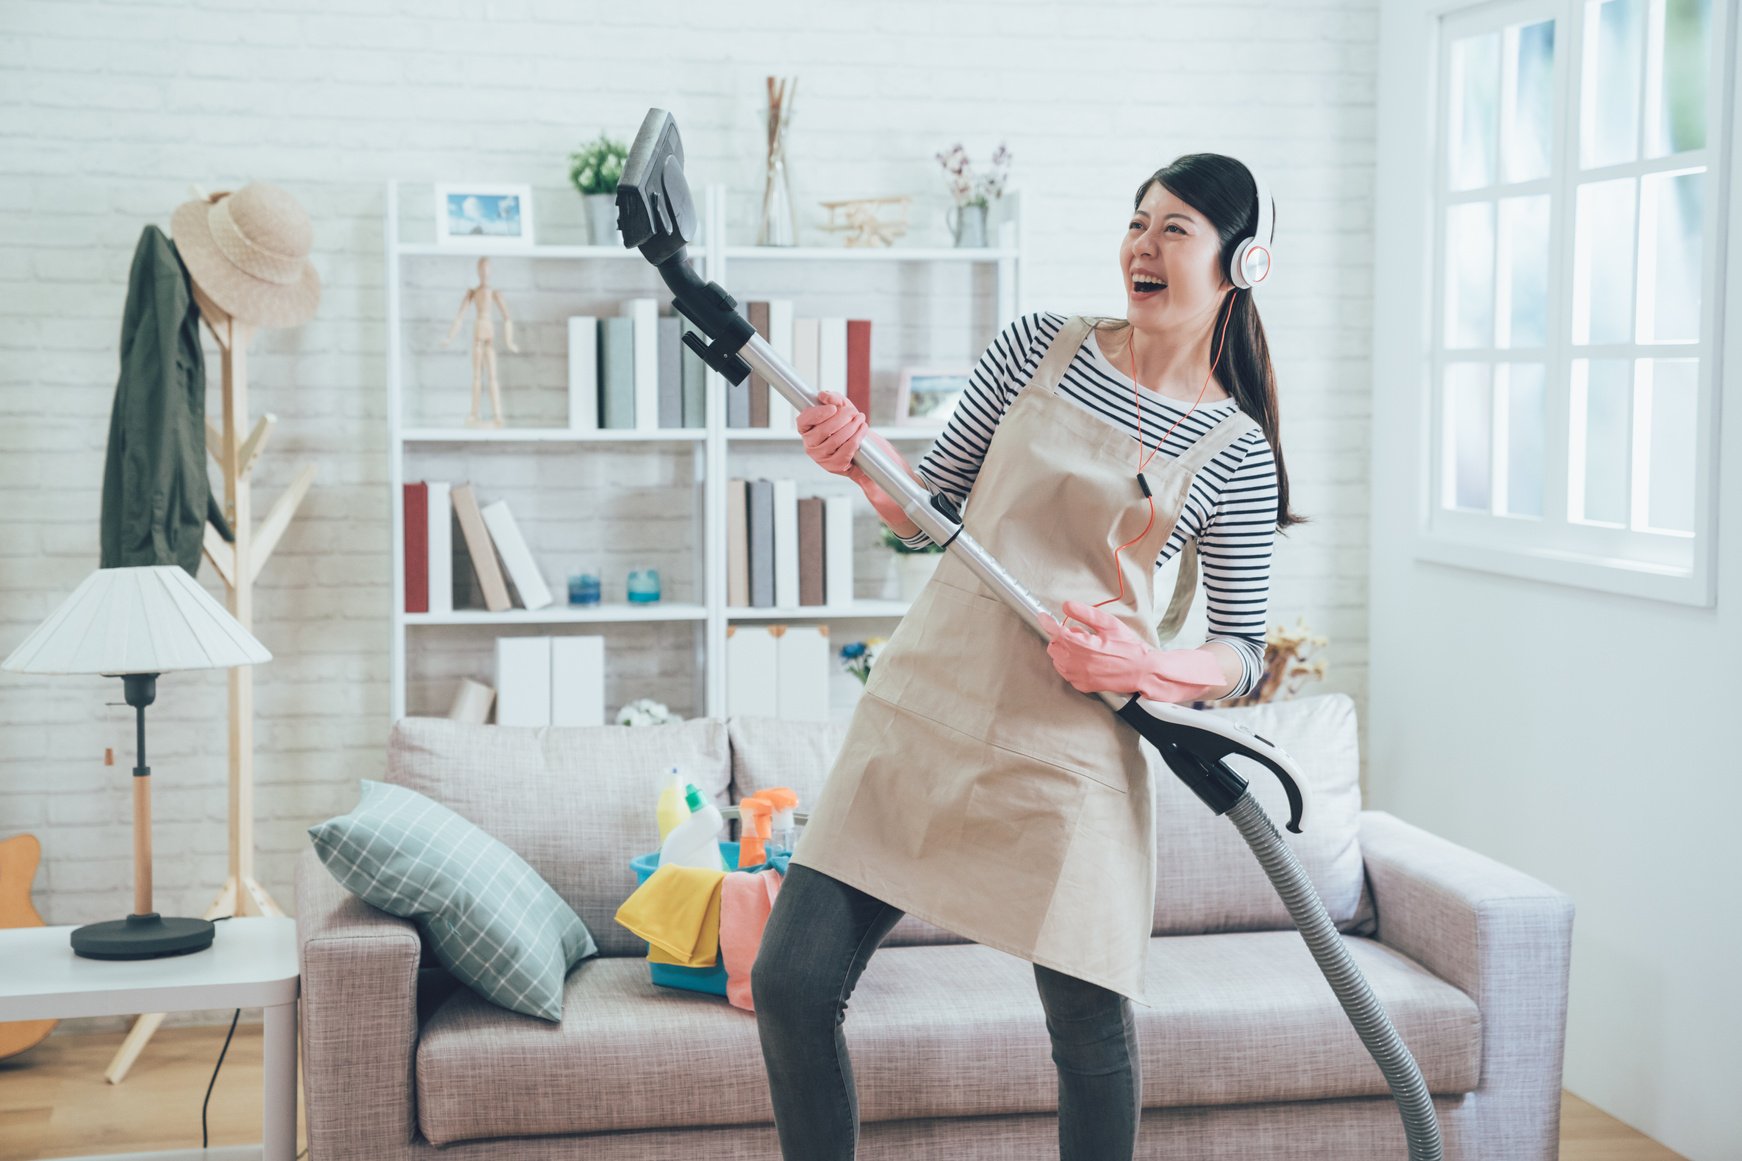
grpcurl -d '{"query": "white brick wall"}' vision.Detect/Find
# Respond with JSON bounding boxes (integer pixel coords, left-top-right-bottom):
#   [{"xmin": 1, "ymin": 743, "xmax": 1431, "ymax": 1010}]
[{"xmin": 0, "ymin": 0, "xmax": 1378, "ymax": 1028}]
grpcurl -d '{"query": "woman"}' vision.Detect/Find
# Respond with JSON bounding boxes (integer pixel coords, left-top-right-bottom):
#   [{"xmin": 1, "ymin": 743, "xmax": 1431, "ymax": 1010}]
[{"xmin": 750, "ymin": 153, "xmax": 1306, "ymax": 1161}]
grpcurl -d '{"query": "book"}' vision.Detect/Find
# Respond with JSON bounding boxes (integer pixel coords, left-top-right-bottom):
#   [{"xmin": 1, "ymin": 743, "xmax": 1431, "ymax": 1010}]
[
  {"xmin": 819, "ymin": 317, "xmax": 848, "ymax": 403},
  {"xmin": 480, "ymin": 499, "xmax": 552, "ymax": 610},
  {"xmin": 773, "ymin": 478, "xmax": 799, "ymax": 609},
  {"xmin": 447, "ymin": 677, "xmax": 494, "ymax": 724},
  {"xmin": 748, "ymin": 300, "xmax": 770, "ymax": 427},
  {"xmin": 451, "ymin": 483, "xmax": 511, "ymax": 612},
  {"xmin": 680, "ymin": 317, "xmax": 706, "ymax": 428},
  {"xmin": 824, "ymin": 494, "xmax": 854, "ymax": 607},
  {"xmin": 657, "ymin": 316, "xmax": 682, "ymax": 429},
  {"xmin": 846, "ymin": 318, "xmax": 872, "ymax": 419},
  {"xmin": 767, "ymin": 299, "xmax": 797, "ymax": 430},
  {"xmin": 451, "ymin": 502, "xmax": 482, "ymax": 610},
  {"xmin": 567, "ymin": 316, "xmax": 598, "ymax": 430},
  {"xmin": 403, "ymin": 482, "xmax": 428, "ymax": 613},
  {"xmin": 623, "ymin": 297, "xmax": 660, "ymax": 432},
  {"xmin": 727, "ymin": 300, "xmax": 751, "ymax": 427},
  {"xmin": 598, "ymin": 317, "xmax": 635, "ymax": 429},
  {"xmin": 776, "ymin": 625, "xmax": 831, "ymax": 721},
  {"xmin": 793, "ymin": 317, "xmax": 820, "ymax": 389},
  {"xmin": 427, "ymin": 481, "xmax": 452, "ymax": 615},
  {"xmin": 748, "ymin": 478, "xmax": 775, "ymax": 607},
  {"xmin": 550, "ymin": 636, "xmax": 605, "ymax": 726},
  {"xmin": 798, "ymin": 496, "xmax": 826, "ymax": 606},
  {"xmin": 726, "ymin": 478, "xmax": 750, "ymax": 607},
  {"xmin": 725, "ymin": 625, "xmax": 779, "ymax": 718},
  {"xmin": 495, "ymin": 636, "xmax": 552, "ymax": 726}
]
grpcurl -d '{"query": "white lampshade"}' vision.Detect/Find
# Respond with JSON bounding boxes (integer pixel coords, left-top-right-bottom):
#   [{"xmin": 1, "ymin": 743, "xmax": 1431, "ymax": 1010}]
[{"xmin": 2, "ymin": 564, "xmax": 270, "ymax": 676}]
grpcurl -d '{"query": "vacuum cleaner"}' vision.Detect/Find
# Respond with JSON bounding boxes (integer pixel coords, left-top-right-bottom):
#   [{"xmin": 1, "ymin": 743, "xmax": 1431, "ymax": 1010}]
[{"xmin": 616, "ymin": 107, "xmax": 1443, "ymax": 1161}]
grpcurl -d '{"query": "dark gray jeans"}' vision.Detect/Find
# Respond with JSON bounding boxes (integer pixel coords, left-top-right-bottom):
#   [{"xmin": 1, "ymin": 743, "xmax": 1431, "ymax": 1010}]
[{"xmin": 751, "ymin": 861, "xmax": 1141, "ymax": 1160}]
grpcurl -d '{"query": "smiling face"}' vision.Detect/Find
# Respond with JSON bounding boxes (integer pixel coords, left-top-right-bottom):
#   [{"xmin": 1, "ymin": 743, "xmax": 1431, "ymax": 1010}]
[{"xmin": 1122, "ymin": 181, "xmax": 1231, "ymax": 330}]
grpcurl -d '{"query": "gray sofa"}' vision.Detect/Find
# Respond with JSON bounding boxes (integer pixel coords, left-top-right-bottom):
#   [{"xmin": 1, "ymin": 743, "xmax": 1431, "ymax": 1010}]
[{"xmin": 295, "ymin": 691, "xmax": 1574, "ymax": 1159}]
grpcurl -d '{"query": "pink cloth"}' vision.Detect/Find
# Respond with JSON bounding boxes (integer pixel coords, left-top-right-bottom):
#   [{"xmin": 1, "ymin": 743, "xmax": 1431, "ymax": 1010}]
[{"xmin": 720, "ymin": 867, "xmax": 783, "ymax": 1011}]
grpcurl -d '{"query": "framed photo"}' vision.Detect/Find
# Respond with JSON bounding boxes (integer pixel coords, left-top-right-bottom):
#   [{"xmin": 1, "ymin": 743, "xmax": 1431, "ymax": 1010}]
[
  {"xmin": 895, "ymin": 367, "xmax": 972, "ymax": 426},
  {"xmin": 434, "ymin": 183, "xmax": 535, "ymax": 249}
]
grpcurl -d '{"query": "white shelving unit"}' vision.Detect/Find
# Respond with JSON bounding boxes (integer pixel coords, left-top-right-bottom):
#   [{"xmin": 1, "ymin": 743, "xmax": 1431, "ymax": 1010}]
[{"xmin": 386, "ymin": 179, "xmax": 1023, "ymax": 721}]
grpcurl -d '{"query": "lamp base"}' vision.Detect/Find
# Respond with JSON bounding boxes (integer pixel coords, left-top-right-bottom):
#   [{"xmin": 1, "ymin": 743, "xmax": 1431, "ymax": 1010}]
[{"xmin": 70, "ymin": 912, "xmax": 215, "ymax": 960}]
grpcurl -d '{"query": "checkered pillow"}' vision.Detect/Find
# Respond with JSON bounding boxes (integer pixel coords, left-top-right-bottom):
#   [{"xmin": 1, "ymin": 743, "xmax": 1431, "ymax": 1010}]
[{"xmin": 308, "ymin": 779, "xmax": 598, "ymax": 1021}]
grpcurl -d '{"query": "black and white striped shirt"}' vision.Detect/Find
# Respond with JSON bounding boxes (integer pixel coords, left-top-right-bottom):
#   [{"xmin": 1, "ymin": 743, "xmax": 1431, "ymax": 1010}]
[{"xmin": 894, "ymin": 310, "xmax": 1277, "ymax": 699}]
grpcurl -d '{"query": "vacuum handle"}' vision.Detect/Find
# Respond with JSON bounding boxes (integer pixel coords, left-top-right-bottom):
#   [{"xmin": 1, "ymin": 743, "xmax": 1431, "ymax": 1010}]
[{"xmin": 1117, "ymin": 695, "xmax": 1307, "ymax": 834}]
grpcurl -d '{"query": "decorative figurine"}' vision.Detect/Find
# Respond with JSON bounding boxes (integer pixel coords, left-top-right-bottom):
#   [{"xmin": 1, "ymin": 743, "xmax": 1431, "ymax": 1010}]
[
  {"xmin": 441, "ymin": 256, "xmax": 518, "ymax": 427},
  {"xmin": 818, "ymin": 195, "xmax": 911, "ymax": 248}
]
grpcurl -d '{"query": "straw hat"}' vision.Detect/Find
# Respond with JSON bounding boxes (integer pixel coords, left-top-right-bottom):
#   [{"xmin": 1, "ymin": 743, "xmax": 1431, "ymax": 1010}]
[{"xmin": 170, "ymin": 182, "xmax": 320, "ymax": 328}]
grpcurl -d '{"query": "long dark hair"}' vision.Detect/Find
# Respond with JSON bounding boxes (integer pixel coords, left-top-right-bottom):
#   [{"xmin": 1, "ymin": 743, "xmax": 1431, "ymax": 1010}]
[{"xmin": 1086, "ymin": 154, "xmax": 1306, "ymax": 533}]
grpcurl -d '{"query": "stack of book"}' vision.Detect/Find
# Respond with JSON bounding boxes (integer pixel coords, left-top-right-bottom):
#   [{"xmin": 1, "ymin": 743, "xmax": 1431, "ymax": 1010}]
[
  {"xmin": 724, "ymin": 301, "xmax": 873, "ymax": 429},
  {"xmin": 727, "ymin": 480, "xmax": 856, "ymax": 609},
  {"xmin": 403, "ymin": 481, "xmax": 551, "ymax": 614},
  {"xmin": 568, "ymin": 299, "xmax": 709, "ymax": 431},
  {"xmin": 565, "ymin": 299, "xmax": 874, "ymax": 432}
]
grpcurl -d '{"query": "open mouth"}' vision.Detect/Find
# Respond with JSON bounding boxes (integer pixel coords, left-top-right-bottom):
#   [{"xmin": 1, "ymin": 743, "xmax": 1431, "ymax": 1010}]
[{"xmin": 1131, "ymin": 278, "xmax": 1166, "ymax": 295}]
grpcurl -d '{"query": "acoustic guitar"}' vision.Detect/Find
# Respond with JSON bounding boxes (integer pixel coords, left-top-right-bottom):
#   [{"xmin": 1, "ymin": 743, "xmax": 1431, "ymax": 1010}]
[{"xmin": 0, "ymin": 834, "xmax": 58, "ymax": 1059}]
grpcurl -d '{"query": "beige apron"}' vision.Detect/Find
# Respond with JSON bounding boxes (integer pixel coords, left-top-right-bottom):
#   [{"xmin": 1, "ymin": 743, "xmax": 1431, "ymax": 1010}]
[{"xmin": 789, "ymin": 315, "xmax": 1260, "ymax": 1008}]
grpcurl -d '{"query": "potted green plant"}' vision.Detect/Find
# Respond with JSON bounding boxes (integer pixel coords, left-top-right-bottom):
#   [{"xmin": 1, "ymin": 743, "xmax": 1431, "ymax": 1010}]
[
  {"xmin": 882, "ymin": 525, "xmax": 945, "ymax": 599},
  {"xmin": 569, "ymin": 132, "xmax": 631, "ymax": 245}
]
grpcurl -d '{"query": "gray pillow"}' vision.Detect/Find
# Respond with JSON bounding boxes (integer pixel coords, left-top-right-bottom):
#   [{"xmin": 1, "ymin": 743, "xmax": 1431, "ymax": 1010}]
[{"xmin": 308, "ymin": 779, "xmax": 598, "ymax": 1021}]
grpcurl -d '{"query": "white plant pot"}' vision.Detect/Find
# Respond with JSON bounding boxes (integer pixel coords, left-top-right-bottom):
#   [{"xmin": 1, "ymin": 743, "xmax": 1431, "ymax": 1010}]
[{"xmin": 896, "ymin": 552, "xmax": 942, "ymax": 600}]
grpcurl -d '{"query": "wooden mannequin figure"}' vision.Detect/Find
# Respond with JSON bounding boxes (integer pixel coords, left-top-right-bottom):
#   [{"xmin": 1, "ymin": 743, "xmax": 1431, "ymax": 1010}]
[{"xmin": 441, "ymin": 256, "xmax": 518, "ymax": 427}]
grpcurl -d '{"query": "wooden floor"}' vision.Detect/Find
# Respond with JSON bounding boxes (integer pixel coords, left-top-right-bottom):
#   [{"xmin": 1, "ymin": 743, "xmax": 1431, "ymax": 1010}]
[{"xmin": 0, "ymin": 1026, "xmax": 1687, "ymax": 1160}]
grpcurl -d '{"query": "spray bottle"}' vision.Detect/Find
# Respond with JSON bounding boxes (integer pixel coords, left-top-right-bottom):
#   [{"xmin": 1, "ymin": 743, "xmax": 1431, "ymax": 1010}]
[
  {"xmin": 737, "ymin": 796, "xmax": 774, "ymax": 870},
  {"xmin": 760, "ymin": 787, "xmax": 800, "ymax": 857}
]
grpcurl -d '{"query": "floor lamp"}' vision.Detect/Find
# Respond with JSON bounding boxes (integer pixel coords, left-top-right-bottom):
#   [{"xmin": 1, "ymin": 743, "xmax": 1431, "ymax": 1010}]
[{"xmin": 1, "ymin": 564, "xmax": 270, "ymax": 958}]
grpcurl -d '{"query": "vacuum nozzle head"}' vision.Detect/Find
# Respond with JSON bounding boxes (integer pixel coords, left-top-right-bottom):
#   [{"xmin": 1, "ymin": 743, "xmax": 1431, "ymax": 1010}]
[{"xmin": 617, "ymin": 107, "xmax": 699, "ymax": 265}]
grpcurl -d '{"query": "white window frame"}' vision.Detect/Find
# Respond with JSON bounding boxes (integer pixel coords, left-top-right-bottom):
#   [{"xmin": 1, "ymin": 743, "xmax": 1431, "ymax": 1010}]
[{"xmin": 1404, "ymin": 0, "xmax": 1734, "ymax": 606}]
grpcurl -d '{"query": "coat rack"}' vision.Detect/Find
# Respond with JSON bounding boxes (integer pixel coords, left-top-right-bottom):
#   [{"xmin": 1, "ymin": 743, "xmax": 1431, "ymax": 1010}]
[{"xmin": 104, "ymin": 282, "xmax": 317, "ymax": 1084}]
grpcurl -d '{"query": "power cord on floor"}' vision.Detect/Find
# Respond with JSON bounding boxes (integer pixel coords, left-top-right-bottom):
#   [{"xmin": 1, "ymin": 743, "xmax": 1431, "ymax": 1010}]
[{"xmin": 200, "ymin": 915, "xmax": 308, "ymax": 1159}]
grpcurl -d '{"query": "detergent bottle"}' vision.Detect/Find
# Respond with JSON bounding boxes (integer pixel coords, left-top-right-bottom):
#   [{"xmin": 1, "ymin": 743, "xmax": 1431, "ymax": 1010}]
[
  {"xmin": 655, "ymin": 767, "xmax": 688, "ymax": 844},
  {"xmin": 658, "ymin": 783, "xmax": 730, "ymax": 872}
]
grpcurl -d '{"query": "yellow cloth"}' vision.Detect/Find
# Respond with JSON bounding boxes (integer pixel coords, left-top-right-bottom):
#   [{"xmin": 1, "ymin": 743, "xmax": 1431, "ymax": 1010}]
[{"xmin": 614, "ymin": 863, "xmax": 727, "ymax": 967}]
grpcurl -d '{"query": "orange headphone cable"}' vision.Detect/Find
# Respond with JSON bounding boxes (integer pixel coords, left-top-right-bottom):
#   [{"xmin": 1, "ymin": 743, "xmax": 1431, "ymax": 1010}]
[{"xmin": 1076, "ymin": 290, "xmax": 1239, "ymax": 622}]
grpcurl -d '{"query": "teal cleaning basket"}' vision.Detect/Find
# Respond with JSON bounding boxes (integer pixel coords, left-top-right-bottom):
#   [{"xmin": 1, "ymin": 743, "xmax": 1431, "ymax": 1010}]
[
  {"xmin": 628, "ymin": 805, "xmax": 808, "ymax": 996},
  {"xmin": 628, "ymin": 840, "xmax": 742, "ymax": 996}
]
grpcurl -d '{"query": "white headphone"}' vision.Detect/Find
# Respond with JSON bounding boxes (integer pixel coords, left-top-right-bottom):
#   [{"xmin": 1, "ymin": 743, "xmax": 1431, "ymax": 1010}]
[{"xmin": 1228, "ymin": 166, "xmax": 1274, "ymax": 290}]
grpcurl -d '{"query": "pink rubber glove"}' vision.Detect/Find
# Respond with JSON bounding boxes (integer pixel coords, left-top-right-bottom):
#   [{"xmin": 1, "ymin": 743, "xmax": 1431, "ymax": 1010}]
[
  {"xmin": 1038, "ymin": 600, "xmax": 1227, "ymax": 702},
  {"xmin": 796, "ymin": 390, "xmax": 868, "ymax": 476}
]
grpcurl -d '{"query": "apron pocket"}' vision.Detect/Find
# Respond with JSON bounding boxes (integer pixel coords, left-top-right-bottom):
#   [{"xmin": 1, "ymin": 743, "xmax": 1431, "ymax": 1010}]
[{"xmin": 900, "ymin": 574, "xmax": 1140, "ymax": 794}]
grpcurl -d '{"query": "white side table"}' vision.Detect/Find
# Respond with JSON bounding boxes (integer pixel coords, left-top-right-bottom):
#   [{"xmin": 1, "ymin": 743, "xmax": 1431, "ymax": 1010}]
[{"xmin": 0, "ymin": 915, "xmax": 299, "ymax": 1161}]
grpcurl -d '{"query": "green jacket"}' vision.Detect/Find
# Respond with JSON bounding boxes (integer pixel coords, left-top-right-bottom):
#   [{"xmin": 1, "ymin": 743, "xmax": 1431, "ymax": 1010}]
[{"xmin": 99, "ymin": 225, "xmax": 225, "ymax": 574}]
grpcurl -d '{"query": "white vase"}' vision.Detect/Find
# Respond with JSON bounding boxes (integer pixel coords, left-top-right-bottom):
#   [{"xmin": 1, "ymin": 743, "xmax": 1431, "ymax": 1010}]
[
  {"xmin": 896, "ymin": 552, "xmax": 941, "ymax": 600},
  {"xmin": 584, "ymin": 193, "xmax": 618, "ymax": 245}
]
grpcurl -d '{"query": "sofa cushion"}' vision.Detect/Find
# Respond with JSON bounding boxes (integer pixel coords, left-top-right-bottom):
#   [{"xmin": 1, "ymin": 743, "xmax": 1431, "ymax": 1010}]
[
  {"xmin": 386, "ymin": 716, "xmax": 731, "ymax": 957},
  {"xmin": 727, "ymin": 714, "xmax": 968, "ymax": 949},
  {"xmin": 307, "ymin": 779, "xmax": 597, "ymax": 1021},
  {"xmin": 412, "ymin": 930, "xmax": 1478, "ymax": 1145},
  {"xmin": 1151, "ymin": 692, "xmax": 1375, "ymax": 936}
]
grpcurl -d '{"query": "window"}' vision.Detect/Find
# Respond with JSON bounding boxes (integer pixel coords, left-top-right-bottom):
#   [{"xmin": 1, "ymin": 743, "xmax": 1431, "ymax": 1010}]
[{"xmin": 1420, "ymin": 0, "xmax": 1727, "ymax": 605}]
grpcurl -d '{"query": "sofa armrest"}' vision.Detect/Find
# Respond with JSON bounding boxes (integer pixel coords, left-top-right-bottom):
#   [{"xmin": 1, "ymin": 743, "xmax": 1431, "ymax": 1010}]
[
  {"xmin": 296, "ymin": 844, "xmax": 423, "ymax": 1161},
  {"xmin": 1359, "ymin": 810, "xmax": 1574, "ymax": 1159}
]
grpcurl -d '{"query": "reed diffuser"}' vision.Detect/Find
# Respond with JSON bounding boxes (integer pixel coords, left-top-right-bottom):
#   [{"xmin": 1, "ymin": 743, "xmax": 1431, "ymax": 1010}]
[{"xmin": 758, "ymin": 75, "xmax": 797, "ymax": 246}]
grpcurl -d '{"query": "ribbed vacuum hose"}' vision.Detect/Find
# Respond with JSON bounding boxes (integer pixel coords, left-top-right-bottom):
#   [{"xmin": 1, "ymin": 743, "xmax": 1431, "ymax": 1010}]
[{"xmin": 1225, "ymin": 792, "xmax": 1444, "ymax": 1161}]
